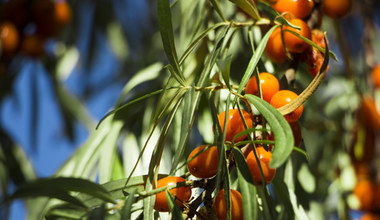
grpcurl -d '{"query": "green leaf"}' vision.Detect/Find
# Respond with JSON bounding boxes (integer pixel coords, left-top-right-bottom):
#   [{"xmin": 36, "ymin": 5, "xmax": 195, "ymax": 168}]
[
  {"xmin": 256, "ymin": 1, "xmax": 298, "ymax": 28},
  {"xmin": 178, "ymin": 22, "xmax": 226, "ymax": 65},
  {"xmin": 120, "ymin": 189, "xmax": 137, "ymax": 220},
  {"xmin": 233, "ymin": 147, "xmax": 258, "ymax": 220},
  {"xmin": 231, "ymin": 0, "xmax": 260, "ymax": 20},
  {"xmin": 97, "ymin": 88, "xmax": 165, "ymax": 128},
  {"xmin": 115, "ymin": 62, "xmax": 164, "ymax": 107},
  {"xmin": 46, "ymin": 203, "xmax": 88, "ymax": 220},
  {"xmin": 158, "ymin": 0, "xmax": 183, "ymax": 79},
  {"xmin": 99, "ymin": 120, "xmax": 123, "ymax": 184},
  {"xmin": 170, "ymin": 86, "xmax": 195, "ymax": 174},
  {"xmin": 165, "ymin": 191, "xmax": 185, "ymax": 220},
  {"xmin": 6, "ymin": 177, "xmax": 116, "ymax": 205},
  {"xmin": 209, "ymin": 0, "xmax": 227, "ymax": 21},
  {"xmin": 235, "ymin": 25, "xmax": 280, "ymax": 100},
  {"xmin": 7, "ymin": 187, "xmax": 87, "ymax": 209},
  {"xmin": 244, "ymin": 95, "xmax": 294, "ymax": 168},
  {"xmin": 217, "ymin": 55, "xmax": 233, "ymax": 90}
]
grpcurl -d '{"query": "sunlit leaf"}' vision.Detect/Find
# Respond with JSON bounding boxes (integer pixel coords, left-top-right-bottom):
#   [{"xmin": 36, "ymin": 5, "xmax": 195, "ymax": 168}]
[
  {"xmin": 231, "ymin": 0, "xmax": 260, "ymax": 20},
  {"xmin": 166, "ymin": 191, "xmax": 185, "ymax": 220},
  {"xmin": 244, "ymin": 94, "xmax": 293, "ymax": 168},
  {"xmin": 233, "ymin": 147, "xmax": 258, "ymax": 220},
  {"xmin": 158, "ymin": 0, "xmax": 183, "ymax": 79}
]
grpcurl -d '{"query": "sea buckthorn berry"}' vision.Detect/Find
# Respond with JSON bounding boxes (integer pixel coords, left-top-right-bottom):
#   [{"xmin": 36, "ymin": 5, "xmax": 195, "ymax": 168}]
[
  {"xmin": 360, "ymin": 213, "xmax": 380, "ymax": 220},
  {"xmin": 371, "ymin": 65, "xmax": 380, "ymax": 89},
  {"xmin": 213, "ymin": 189, "xmax": 244, "ymax": 220},
  {"xmin": 272, "ymin": 0, "xmax": 314, "ymax": 20},
  {"xmin": 54, "ymin": 1, "xmax": 72, "ymax": 28},
  {"xmin": 246, "ymin": 72, "xmax": 280, "ymax": 103},
  {"xmin": 21, "ymin": 34, "xmax": 45, "ymax": 57},
  {"xmin": 187, "ymin": 145, "xmax": 219, "ymax": 179},
  {"xmin": 32, "ymin": 0, "xmax": 71, "ymax": 38},
  {"xmin": 322, "ymin": 0, "xmax": 352, "ymax": 19},
  {"xmin": 284, "ymin": 18, "xmax": 311, "ymax": 53},
  {"xmin": 354, "ymin": 179, "xmax": 376, "ymax": 212},
  {"xmin": 0, "ymin": 22, "xmax": 19, "ymax": 55},
  {"xmin": 246, "ymin": 147, "xmax": 276, "ymax": 184},
  {"xmin": 270, "ymin": 90, "xmax": 303, "ymax": 122},
  {"xmin": 154, "ymin": 176, "xmax": 191, "ymax": 212},
  {"xmin": 265, "ymin": 27, "xmax": 287, "ymax": 63},
  {"xmin": 217, "ymin": 109, "xmax": 253, "ymax": 143}
]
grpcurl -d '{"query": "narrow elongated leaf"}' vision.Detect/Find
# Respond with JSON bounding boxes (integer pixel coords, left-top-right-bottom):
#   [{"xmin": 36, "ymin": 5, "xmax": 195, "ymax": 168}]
[
  {"xmin": 120, "ymin": 189, "xmax": 137, "ymax": 220},
  {"xmin": 158, "ymin": 0, "xmax": 183, "ymax": 79},
  {"xmin": 170, "ymin": 87, "xmax": 194, "ymax": 174},
  {"xmin": 209, "ymin": 0, "xmax": 227, "ymax": 21},
  {"xmin": 235, "ymin": 25, "xmax": 280, "ymax": 99},
  {"xmin": 99, "ymin": 120, "xmax": 123, "ymax": 184},
  {"xmin": 97, "ymin": 88, "xmax": 166, "ymax": 127},
  {"xmin": 115, "ymin": 62, "xmax": 163, "ymax": 107},
  {"xmin": 217, "ymin": 55, "xmax": 233, "ymax": 90},
  {"xmin": 166, "ymin": 191, "xmax": 185, "ymax": 220},
  {"xmin": 7, "ymin": 188, "xmax": 87, "ymax": 208},
  {"xmin": 179, "ymin": 22, "xmax": 226, "ymax": 65},
  {"xmin": 231, "ymin": 0, "xmax": 260, "ymax": 20},
  {"xmin": 244, "ymin": 95, "xmax": 294, "ymax": 168},
  {"xmin": 233, "ymin": 148, "xmax": 258, "ymax": 220},
  {"xmin": 6, "ymin": 177, "xmax": 115, "ymax": 205}
]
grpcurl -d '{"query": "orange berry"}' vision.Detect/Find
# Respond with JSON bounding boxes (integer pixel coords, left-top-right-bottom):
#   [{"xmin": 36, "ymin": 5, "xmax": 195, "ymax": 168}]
[
  {"xmin": 246, "ymin": 72, "xmax": 280, "ymax": 103},
  {"xmin": 272, "ymin": 0, "xmax": 314, "ymax": 20},
  {"xmin": 0, "ymin": 22, "xmax": 19, "ymax": 55},
  {"xmin": 322, "ymin": 0, "xmax": 352, "ymax": 19},
  {"xmin": 213, "ymin": 189, "xmax": 244, "ymax": 220},
  {"xmin": 154, "ymin": 176, "xmax": 191, "ymax": 212},
  {"xmin": 371, "ymin": 65, "xmax": 380, "ymax": 89},
  {"xmin": 354, "ymin": 179, "xmax": 376, "ymax": 212},
  {"xmin": 32, "ymin": 0, "xmax": 71, "ymax": 38},
  {"xmin": 270, "ymin": 90, "xmax": 303, "ymax": 122},
  {"xmin": 246, "ymin": 147, "xmax": 276, "ymax": 184},
  {"xmin": 217, "ymin": 109, "xmax": 253, "ymax": 143},
  {"xmin": 187, "ymin": 145, "xmax": 219, "ymax": 179},
  {"xmin": 265, "ymin": 27, "xmax": 287, "ymax": 63},
  {"xmin": 360, "ymin": 213, "xmax": 380, "ymax": 220},
  {"xmin": 21, "ymin": 35, "xmax": 45, "ymax": 57},
  {"xmin": 284, "ymin": 18, "xmax": 311, "ymax": 53},
  {"xmin": 54, "ymin": 1, "xmax": 72, "ymax": 28}
]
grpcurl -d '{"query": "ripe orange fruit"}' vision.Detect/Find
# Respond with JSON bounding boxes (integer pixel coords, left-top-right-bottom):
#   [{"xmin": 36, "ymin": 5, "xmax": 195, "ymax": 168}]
[
  {"xmin": 353, "ymin": 179, "xmax": 376, "ymax": 212},
  {"xmin": 217, "ymin": 109, "xmax": 253, "ymax": 143},
  {"xmin": 284, "ymin": 18, "xmax": 311, "ymax": 53},
  {"xmin": 270, "ymin": 90, "xmax": 303, "ymax": 122},
  {"xmin": 265, "ymin": 26, "xmax": 287, "ymax": 64},
  {"xmin": 272, "ymin": 0, "xmax": 314, "ymax": 20},
  {"xmin": 154, "ymin": 176, "xmax": 191, "ymax": 212},
  {"xmin": 0, "ymin": 22, "xmax": 19, "ymax": 55},
  {"xmin": 32, "ymin": 0, "xmax": 71, "ymax": 38},
  {"xmin": 54, "ymin": 1, "xmax": 72, "ymax": 28},
  {"xmin": 371, "ymin": 65, "xmax": 380, "ymax": 89},
  {"xmin": 246, "ymin": 72, "xmax": 280, "ymax": 103},
  {"xmin": 322, "ymin": 0, "xmax": 352, "ymax": 19},
  {"xmin": 213, "ymin": 189, "xmax": 244, "ymax": 220},
  {"xmin": 246, "ymin": 147, "xmax": 276, "ymax": 184},
  {"xmin": 187, "ymin": 145, "xmax": 219, "ymax": 179},
  {"xmin": 21, "ymin": 35, "xmax": 45, "ymax": 57},
  {"xmin": 360, "ymin": 213, "xmax": 380, "ymax": 220}
]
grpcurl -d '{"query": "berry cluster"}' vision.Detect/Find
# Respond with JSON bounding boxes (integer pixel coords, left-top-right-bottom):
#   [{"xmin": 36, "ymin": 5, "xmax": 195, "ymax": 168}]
[
  {"xmin": 0, "ymin": 0, "xmax": 71, "ymax": 59},
  {"xmin": 151, "ymin": 0, "xmax": 352, "ymax": 218}
]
